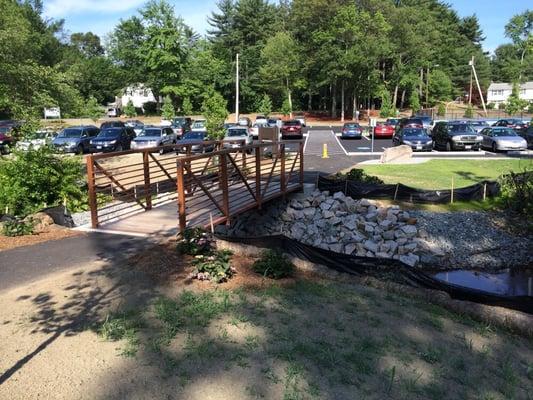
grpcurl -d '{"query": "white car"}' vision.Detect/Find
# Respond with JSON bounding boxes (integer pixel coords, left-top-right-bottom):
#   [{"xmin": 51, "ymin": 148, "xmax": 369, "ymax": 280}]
[
  {"xmin": 255, "ymin": 115, "xmax": 268, "ymax": 125},
  {"xmin": 16, "ymin": 129, "xmax": 55, "ymax": 151},
  {"xmin": 223, "ymin": 126, "xmax": 253, "ymax": 149},
  {"xmin": 191, "ymin": 119, "xmax": 207, "ymax": 133},
  {"xmin": 294, "ymin": 115, "xmax": 306, "ymax": 127}
]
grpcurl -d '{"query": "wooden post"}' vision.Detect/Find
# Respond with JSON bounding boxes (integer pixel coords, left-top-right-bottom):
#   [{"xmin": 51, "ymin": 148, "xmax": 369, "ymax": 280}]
[
  {"xmin": 86, "ymin": 154, "xmax": 98, "ymax": 228},
  {"xmin": 209, "ymin": 212, "xmax": 215, "ymax": 234},
  {"xmin": 242, "ymin": 141, "xmax": 247, "ymax": 170},
  {"xmin": 451, "ymin": 177, "xmax": 454, "ymax": 204},
  {"xmin": 255, "ymin": 146, "xmax": 262, "ymax": 209},
  {"xmin": 299, "ymin": 140, "xmax": 304, "ymax": 189},
  {"xmin": 280, "ymin": 143, "xmax": 286, "ymax": 195},
  {"xmin": 220, "ymin": 153, "xmax": 230, "ymax": 225},
  {"xmin": 143, "ymin": 151, "xmax": 152, "ymax": 210},
  {"xmin": 394, "ymin": 183, "xmax": 399, "ymax": 201},
  {"xmin": 176, "ymin": 159, "xmax": 187, "ymax": 233},
  {"xmin": 483, "ymin": 183, "xmax": 487, "ymax": 201}
]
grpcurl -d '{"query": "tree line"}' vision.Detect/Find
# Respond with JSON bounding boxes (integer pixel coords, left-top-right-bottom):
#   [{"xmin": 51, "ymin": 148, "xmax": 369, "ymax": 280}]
[{"xmin": 0, "ymin": 0, "xmax": 532, "ymax": 122}]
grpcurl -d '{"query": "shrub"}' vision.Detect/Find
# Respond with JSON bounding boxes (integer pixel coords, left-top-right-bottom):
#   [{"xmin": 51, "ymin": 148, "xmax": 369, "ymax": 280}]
[
  {"xmin": 252, "ymin": 249, "xmax": 294, "ymax": 279},
  {"xmin": 202, "ymin": 89, "xmax": 228, "ymax": 140},
  {"xmin": 334, "ymin": 168, "xmax": 384, "ymax": 184},
  {"xmin": 2, "ymin": 219, "xmax": 34, "ymax": 236},
  {"xmin": 487, "ymin": 102, "xmax": 495, "ymax": 110},
  {"xmin": 0, "ymin": 147, "xmax": 86, "ymax": 216},
  {"xmin": 257, "ymin": 94, "xmax": 273, "ymax": 117},
  {"xmin": 437, "ymin": 103, "xmax": 446, "ymax": 116},
  {"xmin": 182, "ymin": 97, "xmax": 193, "ymax": 115},
  {"xmin": 528, "ymin": 101, "xmax": 533, "ymax": 114},
  {"xmin": 464, "ymin": 105, "xmax": 474, "ymax": 118},
  {"xmin": 123, "ymin": 100, "xmax": 137, "ymax": 117},
  {"xmin": 192, "ymin": 249, "xmax": 234, "ymax": 283},
  {"xmin": 177, "ymin": 228, "xmax": 211, "ymax": 255},
  {"xmin": 281, "ymin": 97, "xmax": 292, "ymax": 117},
  {"xmin": 161, "ymin": 95, "xmax": 175, "ymax": 120},
  {"xmin": 499, "ymin": 170, "xmax": 533, "ymax": 217}
]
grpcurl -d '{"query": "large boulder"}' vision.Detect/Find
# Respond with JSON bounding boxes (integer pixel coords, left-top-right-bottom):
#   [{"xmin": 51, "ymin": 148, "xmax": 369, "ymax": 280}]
[{"xmin": 380, "ymin": 145, "xmax": 413, "ymax": 164}]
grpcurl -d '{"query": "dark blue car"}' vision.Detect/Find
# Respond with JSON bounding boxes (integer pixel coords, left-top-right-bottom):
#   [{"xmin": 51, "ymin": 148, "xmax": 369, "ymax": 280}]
[
  {"xmin": 341, "ymin": 123, "xmax": 363, "ymax": 139},
  {"xmin": 52, "ymin": 126, "xmax": 99, "ymax": 154},
  {"xmin": 392, "ymin": 128, "xmax": 433, "ymax": 151}
]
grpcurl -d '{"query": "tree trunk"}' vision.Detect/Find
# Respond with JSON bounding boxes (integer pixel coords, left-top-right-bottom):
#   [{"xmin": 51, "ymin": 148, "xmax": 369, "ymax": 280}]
[
  {"xmin": 331, "ymin": 83, "xmax": 337, "ymax": 118},
  {"xmin": 340, "ymin": 80, "xmax": 345, "ymax": 122},
  {"xmin": 307, "ymin": 90, "xmax": 312, "ymax": 111},
  {"xmin": 353, "ymin": 89, "xmax": 357, "ymax": 121},
  {"xmin": 400, "ymin": 89, "xmax": 406, "ymax": 109},
  {"xmin": 419, "ymin": 68, "xmax": 424, "ymax": 98},
  {"xmin": 287, "ymin": 78, "xmax": 293, "ymax": 118},
  {"xmin": 392, "ymin": 84, "xmax": 399, "ymax": 110}
]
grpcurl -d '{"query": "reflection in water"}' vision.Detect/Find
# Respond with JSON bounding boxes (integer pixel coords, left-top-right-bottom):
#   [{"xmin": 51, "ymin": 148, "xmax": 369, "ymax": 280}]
[{"xmin": 434, "ymin": 268, "xmax": 533, "ymax": 297}]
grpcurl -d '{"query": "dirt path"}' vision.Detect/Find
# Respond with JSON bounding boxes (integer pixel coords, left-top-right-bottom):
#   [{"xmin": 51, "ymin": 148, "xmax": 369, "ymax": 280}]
[{"xmin": 0, "ymin": 246, "xmax": 532, "ymax": 400}]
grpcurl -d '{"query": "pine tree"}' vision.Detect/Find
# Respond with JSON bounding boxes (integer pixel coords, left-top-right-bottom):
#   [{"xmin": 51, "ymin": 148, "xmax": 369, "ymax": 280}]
[
  {"xmin": 161, "ymin": 95, "xmax": 175, "ymax": 120},
  {"xmin": 124, "ymin": 100, "xmax": 137, "ymax": 117}
]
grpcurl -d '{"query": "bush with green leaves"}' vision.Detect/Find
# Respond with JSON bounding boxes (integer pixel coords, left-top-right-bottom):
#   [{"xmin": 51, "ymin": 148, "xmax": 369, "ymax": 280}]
[
  {"xmin": 499, "ymin": 170, "xmax": 533, "ymax": 217},
  {"xmin": 252, "ymin": 249, "xmax": 294, "ymax": 279},
  {"xmin": 181, "ymin": 97, "xmax": 193, "ymax": 115},
  {"xmin": 487, "ymin": 102, "xmax": 495, "ymax": 110},
  {"xmin": 123, "ymin": 100, "xmax": 137, "ymax": 117},
  {"xmin": 257, "ymin": 94, "xmax": 273, "ymax": 117},
  {"xmin": 281, "ymin": 97, "xmax": 292, "ymax": 117},
  {"xmin": 202, "ymin": 89, "xmax": 228, "ymax": 140},
  {"xmin": 177, "ymin": 228, "xmax": 211, "ymax": 255},
  {"xmin": 2, "ymin": 219, "xmax": 34, "ymax": 237},
  {"xmin": 161, "ymin": 95, "xmax": 175, "ymax": 120},
  {"xmin": 437, "ymin": 103, "xmax": 446, "ymax": 116},
  {"xmin": 192, "ymin": 249, "xmax": 235, "ymax": 283},
  {"xmin": 334, "ymin": 168, "xmax": 384, "ymax": 185},
  {"xmin": 464, "ymin": 105, "xmax": 474, "ymax": 118},
  {"xmin": 379, "ymin": 89, "xmax": 393, "ymax": 118},
  {"xmin": 409, "ymin": 90, "xmax": 420, "ymax": 114},
  {"xmin": 0, "ymin": 147, "xmax": 86, "ymax": 216}
]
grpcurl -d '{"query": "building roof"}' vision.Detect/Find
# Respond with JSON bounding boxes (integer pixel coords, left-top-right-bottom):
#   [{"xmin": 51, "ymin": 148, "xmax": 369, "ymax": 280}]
[{"xmin": 488, "ymin": 82, "xmax": 533, "ymax": 90}]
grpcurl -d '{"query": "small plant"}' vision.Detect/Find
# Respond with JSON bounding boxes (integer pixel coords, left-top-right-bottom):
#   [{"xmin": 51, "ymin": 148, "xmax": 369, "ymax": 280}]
[
  {"xmin": 123, "ymin": 100, "xmax": 137, "ymax": 117},
  {"xmin": 161, "ymin": 95, "xmax": 175, "ymax": 120},
  {"xmin": 98, "ymin": 310, "xmax": 144, "ymax": 357},
  {"xmin": 177, "ymin": 228, "xmax": 211, "ymax": 255},
  {"xmin": 486, "ymin": 102, "xmax": 495, "ymax": 110},
  {"xmin": 464, "ymin": 104, "xmax": 474, "ymax": 118},
  {"xmin": 252, "ymin": 249, "xmax": 294, "ymax": 279},
  {"xmin": 192, "ymin": 249, "xmax": 235, "ymax": 283},
  {"xmin": 499, "ymin": 170, "xmax": 533, "ymax": 217},
  {"xmin": 437, "ymin": 102, "xmax": 446, "ymax": 116},
  {"xmin": 333, "ymin": 168, "xmax": 384, "ymax": 184},
  {"xmin": 2, "ymin": 218, "xmax": 34, "ymax": 236}
]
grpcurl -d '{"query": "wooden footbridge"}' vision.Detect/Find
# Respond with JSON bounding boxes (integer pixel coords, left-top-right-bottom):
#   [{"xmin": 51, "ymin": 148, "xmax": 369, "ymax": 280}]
[{"xmin": 86, "ymin": 140, "xmax": 304, "ymax": 236}]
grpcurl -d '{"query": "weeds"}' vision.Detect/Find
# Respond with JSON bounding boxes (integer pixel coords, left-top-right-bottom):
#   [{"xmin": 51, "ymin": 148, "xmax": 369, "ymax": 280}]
[
  {"xmin": 252, "ymin": 249, "xmax": 294, "ymax": 279},
  {"xmin": 98, "ymin": 310, "xmax": 143, "ymax": 357}
]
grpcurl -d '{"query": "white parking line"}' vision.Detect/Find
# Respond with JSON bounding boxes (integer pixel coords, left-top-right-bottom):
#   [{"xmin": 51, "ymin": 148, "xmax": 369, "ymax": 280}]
[
  {"xmin": 362, "ymin": 135, "xmax": 370, "ymax": 141},
  {"xmin": 332, "ymin": 130, "xmax": 348, "ymax": 155},
  {"xmin": 303, "ymin": 131, "xmax": 310, "ymax": 153}
]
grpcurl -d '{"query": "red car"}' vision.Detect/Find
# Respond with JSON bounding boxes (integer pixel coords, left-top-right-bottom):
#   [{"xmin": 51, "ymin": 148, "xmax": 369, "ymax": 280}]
[
  {"xmin": 0, "ymin": 127, "xmax": 15, "ymax": 155},
  {"xmin": 281, "ymin": 120, "xmax": 303, "ymax": 140},
  {"xmin": 373, "ymin": 122, "xmax": 395, "ymax": 138}
]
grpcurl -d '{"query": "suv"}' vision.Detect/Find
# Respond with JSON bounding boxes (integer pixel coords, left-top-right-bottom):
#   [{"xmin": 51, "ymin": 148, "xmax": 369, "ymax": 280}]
[
  {"xmin": 431, "ymin": 122, "xmax": 481, "ymax": 151},
  {"xmin": 131, "ymin": 126, "xmax": 177, "ymax": 153},
  {"xmin": 280, "ymin": 120, "xmax": 303, "ymax": 140},
  {"xmin": 171, "ymin": 117, "xmax": 192, "ymax": 138},
  {"xmin": 52, "ymin": 125, "xmax": 99, "ymax": 154},
  {"xmin": 90, "ymin": 127, "xmax": 135, "ymax": 153}
]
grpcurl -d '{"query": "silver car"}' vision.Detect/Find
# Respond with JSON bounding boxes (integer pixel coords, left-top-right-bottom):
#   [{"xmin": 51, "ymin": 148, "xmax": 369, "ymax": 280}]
[
  {"xmin": 223, "ymin": 127, "xmax": 253, "ymax": 149},
  {"xmin": 131, "ymin": 126, "xmax": 177, "ymax": 153},
  {"xmin": 480, "ymin": 127, "xmax": 528, "ymax": 152}
]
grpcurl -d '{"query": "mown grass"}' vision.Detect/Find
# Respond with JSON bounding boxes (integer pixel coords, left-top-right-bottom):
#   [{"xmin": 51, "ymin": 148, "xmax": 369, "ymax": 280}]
[
  {"xmin": 98, "ymin": 280, "xmax": 533, "ymax": 399},
  {"xmin": 359, "ymin": 159, "xmax": 532, "ymax": 190}
]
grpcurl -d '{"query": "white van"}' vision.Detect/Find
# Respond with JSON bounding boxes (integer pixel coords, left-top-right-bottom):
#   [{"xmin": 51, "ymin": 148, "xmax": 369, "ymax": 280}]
[{"xmin": 107, "ymin": 107, "xmax": 120, "ymax": 117}]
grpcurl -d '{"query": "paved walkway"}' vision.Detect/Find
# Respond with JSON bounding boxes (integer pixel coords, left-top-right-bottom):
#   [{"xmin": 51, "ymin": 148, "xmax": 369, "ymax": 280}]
[{"xmin": 304, "ymin": 130, "xmax": 346, "ymax": 156}]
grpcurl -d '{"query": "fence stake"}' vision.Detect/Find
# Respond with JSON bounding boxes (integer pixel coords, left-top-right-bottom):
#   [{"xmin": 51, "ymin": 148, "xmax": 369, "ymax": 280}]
[
  {"xmin": 209, "ymin": 212, "xmax": 214, "ymax": 234},
  {"xmin": 86, "ymin": 154, "xmax": 99, "ymax": 228},
  {"xmin": 255, "ymin": 146, "xmax": 262, "ymax": 209},
  {"xmin": 483, "ymin": 183, "xmax": 487, "ymax": 201},
  {"xmin": 143, "ymin": 151, "xmax": 152, "ymax": 210},
  {"xmin": 393, "ymin": 183, "xmax": 399, "ymax": 201},
  {"xmin": 451, "ymin": 177, "xmax": 454, "ymax": 204},
  {"xmin": 176, "ymin": 160, "xmax": 187, "ymax": 233},
  {"xmin": 299, "ymin": 140, "xmax": 304, "ymax": 189},
  {"xmin": 220, "ymin": 153, "xmax": 230, "ymax": 225},
  {"xmin": 280, "ymin": 143, "xmax": 286, "ymax": 196}
]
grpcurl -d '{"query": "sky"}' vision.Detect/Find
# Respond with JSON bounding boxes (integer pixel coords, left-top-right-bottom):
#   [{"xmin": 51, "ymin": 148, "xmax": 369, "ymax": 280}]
[{"xmin": 43, "ymin": 0, "xmax": 530, "ymax": 53}]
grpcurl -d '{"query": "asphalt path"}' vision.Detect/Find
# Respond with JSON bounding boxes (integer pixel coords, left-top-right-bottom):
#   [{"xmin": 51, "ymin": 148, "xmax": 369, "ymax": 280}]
[{"xmin": 0, "ymin": 232, "xmax": 155, "ymax": 293}]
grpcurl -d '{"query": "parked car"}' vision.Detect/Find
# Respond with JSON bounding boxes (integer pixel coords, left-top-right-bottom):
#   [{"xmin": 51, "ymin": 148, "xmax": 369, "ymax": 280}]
[
  {"xmin": 392, "ymin": 128, "xmax": 433, "ymax": 151},
  {"xmin": 250, "ymin": 123, "xmax": 267, "ymax": 140},
  {"xmin": 131, "ymin": 126, "xmax": 177, "ymax": 153},
  {"xmin": 90, "ymin": 127, "xmax": 135, "ymax": 153},
  {"xmin": 237, "ymin": 117, "xmax": 252, "ymax": 127},
  {"xmin": 480, "ymin": 127, "xmax": 527, "ymax": 152},
  {"xmin": 280, "ymin": 120, "xmax": 303, "ymax": 140},
  {"xmin": 267, "ymin": 118, "xmax": 283, "ymax": 129},
  {"xmin": 107, "ymin": 107, "xmax": 120, "ymax": 117},
  {"xmin": 16, "ymin": 129, "xmax": 56, "ymax": 151},
  {"xmin": 385, "ymin": 118, "xmax": 400, "ymax": 127},
  {"xmin": 254, "ymin": 115, "xmax": 268, "ymax": 125},
  {"xmin": 397, "ymin": 118, "xmax": 424, "ymax": 131},
  {"xmin": 52, "ymin": 125, "xmax": 99, "ymax": 154},
  {"xmin": 0, "ymin": 123, "xmax": 18, "ymax": 154},
  {"xmin": 373, "ymin": 122, "xmax": 394, "ymax": 138},
  {"xmin": 341, "ymin": 123, "xmax": 363, "ymax": 139},
  {"xmin": 223, "ymin": 126, "xmax": 253, "ymax": 149},
  {"xmin": 294, "ymin": 114, "xmax": 306, "ymax": 127},
  {"xmin": 171, "ymin": 117, "xmax": 192, "ymax": 138},
  {"xmin": 101, "ymin": 120, "xmax": 125, "ymax": 129},
  {"xmin": 191, "ymin": 119, "xmax": 207, "ymax": 133},
  {"xmin": 522, "ymin": 125, "xmax": 533, "ymax": 149},
  {"xmin": 493, "ymin": 118, "xmax": 529, "ymax": 135},
  {"xmin": 431, "ymin": 122, "xmax": 482, "ymax": 151},
  {"xmin": 413, "ymin": 115, "xmax": 433, "ymax": 130},
  {"xmin": 178, "ymin": 131, "xmax": 215, "ymax": 154},
  {"xmin": 464, "ymin": 120, "xmax": 489, "ymax": 133},
  {"xmin": 125, "ymin": 120, "xmax": 145, "ymax": 136}
]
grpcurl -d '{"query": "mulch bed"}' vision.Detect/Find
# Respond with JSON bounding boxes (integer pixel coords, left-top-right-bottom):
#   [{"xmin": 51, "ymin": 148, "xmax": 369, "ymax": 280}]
[{"xmin": 0, "ymin": 226, "xmax": 82, "ymax": 251}]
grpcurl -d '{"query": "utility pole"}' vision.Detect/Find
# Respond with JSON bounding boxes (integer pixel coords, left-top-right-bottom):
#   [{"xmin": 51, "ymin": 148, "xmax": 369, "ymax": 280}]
[
  {"xmin": 235, "ymin": 53, "xmax": 240, "ymax": 123},
  {"xmin": 471, "ymin": 59, "xmax": 487, "ymax": 116},
  {"xmin": 468, "ymin": 56, "xmax": 474, "ymax": 105}
]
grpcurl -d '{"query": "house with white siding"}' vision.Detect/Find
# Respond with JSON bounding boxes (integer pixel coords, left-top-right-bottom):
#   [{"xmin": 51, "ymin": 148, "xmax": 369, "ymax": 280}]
[
  {"xmin": 113, "ymin": 84, "xmax": 157, "ymax": 111},
  {"xmin": 486, "ymin": 81, "xmax": 533, "ymax": 106}
]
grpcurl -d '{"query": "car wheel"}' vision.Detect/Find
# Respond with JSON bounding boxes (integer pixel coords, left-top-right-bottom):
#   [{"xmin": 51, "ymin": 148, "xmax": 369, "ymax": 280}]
[
  {"xmin": 77, "ymin": 145, "xmax": 84, "ymax": 155},
  {"xmin": 116, "ymin": 144, "xmax": 123, "ymax": 152},
  {"xmin": 159, "ymin": 147, "xmax": 165, "ymax": 155},
  {"xmin": 445, "ymin": 141, "xmax": 451, "ymax": 151},
  {"xmin": 492, "ymin": 143, "xmax": 497, "ymax": 153}
]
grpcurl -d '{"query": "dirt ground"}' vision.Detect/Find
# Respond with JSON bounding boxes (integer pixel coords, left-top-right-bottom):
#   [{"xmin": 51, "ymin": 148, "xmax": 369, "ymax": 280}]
[
  {"xmin": 0, "ymin": 226, "xmax": 81, "ymax": 251},
  {"xmin": 0, "ymin": 243, "xmax": 532, "ymax": 400}
]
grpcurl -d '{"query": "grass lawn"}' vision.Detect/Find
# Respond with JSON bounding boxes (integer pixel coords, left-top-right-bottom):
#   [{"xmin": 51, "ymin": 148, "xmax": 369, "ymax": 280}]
[
  {"xmin": 358, "ymin": 159, "xmax": 532, "ymax": 190},
  {"xmin": 100, "ymin": 279, "xmax": 533, "ymax": 400}
]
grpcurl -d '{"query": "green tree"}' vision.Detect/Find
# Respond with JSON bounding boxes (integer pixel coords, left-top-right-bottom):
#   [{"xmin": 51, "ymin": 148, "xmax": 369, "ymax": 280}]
[
  {"xmin": 201, "ymin": 90, "xmax": 228, "ymax": 139},
  {"xmin": 182, "ymin": 97, "xmax": 193, "ymax": 115},
  {"xmin": 84, "ymin": 97, "xmax": 104, "ymax": 122},
  {"xmin": 161, "ymin": 95, "xmax": 175, "ymax": 120},
  {"xmin": 409, "ymin": 90, "xmax": 420, "ymax": 114},
  {"xmin": 379, "ymin": 88, "xmax": 393, "ymax": 118},
  {"xmin": 464, "ymin": 104, "xmax": 474, "ymax": 118},
  {"xmin": 124, "ymin": 100, "xmax": 137, "ymax": 117},
  {"xmin": 437, "ymin": 102, "xmax": 446, "ymax": 117},
  {"xmin": 281, "ymin": 97, "xmax": 292, "ymax": 117},
  {"xmin": 505, "ymin": 10, "xmax": 533, "ymax": 80},
  {"xmin": 257, "ymin": 94, "xmax": 272, "ymax": 117},
  {"xmin": 429, "ymin": 70, "xmax": 453, "ymax": 105},
  {"xmin": 505, "ymin": 82, "xmax": 528, "ymax": 115}
]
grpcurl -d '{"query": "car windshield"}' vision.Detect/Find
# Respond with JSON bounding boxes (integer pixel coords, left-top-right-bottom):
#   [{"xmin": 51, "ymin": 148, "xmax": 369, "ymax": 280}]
[
  {"xmin": 492, "ymin": 128, "xmax": 518, "ymax": 137},
  {"xmin": 183, "ymin": 132, "xmax": 204, "ymax": 140},
  {"xmin": 449, "ymin": 124, "xmax": 474, "ymax": 133},
  {"xmin": 284, "ymin": 121, "xmax": 300, "ymax": 126},
  {"xmin": 402, "ymin": 128, "xmax": 427, "ymax": 137},
  {"xmin": 227, "ymin": 129, "xmax": 248, "ymax": 137},
  {"xmin": 98, "ymin": 128, "xmax": 122, "ymax": 138},
  {"xmin": 192, "ymin": 121, "xmax": 205, "ymax": 129},
  {"xmin": 344, "ymin": 124, "xmax": 359, "ymax": 129},
  {"xmin": 386, "ymin": 119, "xmax": 399, "ymax": 125},
  {"xmin": 58, "ymin": 128, "xmax": 82, "ymax": 138},
  {"xmin": 139, "ymin": 128, "xmax": 162, "ymax": 137}
]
